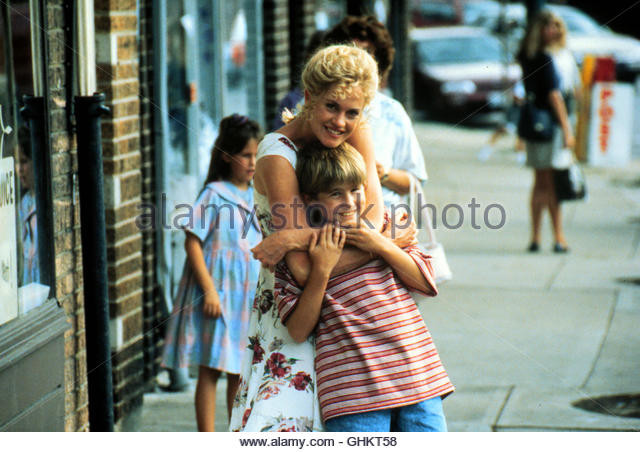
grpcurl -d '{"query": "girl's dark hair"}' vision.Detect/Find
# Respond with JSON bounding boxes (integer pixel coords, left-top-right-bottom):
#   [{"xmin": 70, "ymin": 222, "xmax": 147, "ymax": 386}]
[{"xmin": 205, "ymin": 114, "xmax": 261, "ymax": 184}]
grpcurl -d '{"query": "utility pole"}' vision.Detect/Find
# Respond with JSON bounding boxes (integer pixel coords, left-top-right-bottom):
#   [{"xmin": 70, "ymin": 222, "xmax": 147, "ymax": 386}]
[{"xmin": 525, "ymin": 0, "xmax": 546, "ymax": 26}]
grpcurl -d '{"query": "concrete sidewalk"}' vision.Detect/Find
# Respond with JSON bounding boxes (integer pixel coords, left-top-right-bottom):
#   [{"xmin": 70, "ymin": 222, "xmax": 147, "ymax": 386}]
[{"xmin": 130, "ymin": 120, "xmax": 640, "ymax": 432}]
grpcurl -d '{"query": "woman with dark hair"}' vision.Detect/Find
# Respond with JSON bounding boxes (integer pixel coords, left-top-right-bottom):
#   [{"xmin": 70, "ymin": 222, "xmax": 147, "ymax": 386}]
[{"xmin": 517, "ymin": 10, "xmax": 575, "ymax": 253}]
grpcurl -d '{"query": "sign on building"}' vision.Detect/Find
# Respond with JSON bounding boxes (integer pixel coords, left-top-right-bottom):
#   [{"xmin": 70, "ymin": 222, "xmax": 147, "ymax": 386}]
[
  {"xmin": 0, "ymin": 156, "xmax": 19, "ymax": 325},
  {"xmin": 588, "ymin": 82, "xmax": 634, "ymax": 167}
]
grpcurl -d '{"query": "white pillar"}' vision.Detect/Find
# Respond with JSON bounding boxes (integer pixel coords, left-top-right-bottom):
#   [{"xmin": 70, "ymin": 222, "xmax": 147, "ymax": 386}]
[
  {"xmin": 77, "ymin": 0, "xmax": 97, "ymax": 96},
  {"xmin": 29, "ymin": 0, "xmax": 44, "ymax": 96}
]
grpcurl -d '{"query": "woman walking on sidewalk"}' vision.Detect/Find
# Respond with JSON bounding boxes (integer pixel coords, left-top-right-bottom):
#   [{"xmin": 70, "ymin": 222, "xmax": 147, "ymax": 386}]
[{"xmin": 517, "ymin": 10, "xmax": 575, "ymax": 253}]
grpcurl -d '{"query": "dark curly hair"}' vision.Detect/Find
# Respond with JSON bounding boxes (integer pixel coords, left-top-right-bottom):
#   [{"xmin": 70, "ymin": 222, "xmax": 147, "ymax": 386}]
[
  {"xmin": 205, "ymin": 114, "xmax": 262, "ymax": 184},
  {"xmin": 322, "ymin": 15, "xmax": 395, "ymax": 86}
]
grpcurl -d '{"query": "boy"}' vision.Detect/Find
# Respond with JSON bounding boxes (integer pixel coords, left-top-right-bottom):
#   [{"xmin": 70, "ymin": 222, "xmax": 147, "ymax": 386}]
[{"xmin": 274, "ymin": 142, "xmax": 454, "ymax": 432}]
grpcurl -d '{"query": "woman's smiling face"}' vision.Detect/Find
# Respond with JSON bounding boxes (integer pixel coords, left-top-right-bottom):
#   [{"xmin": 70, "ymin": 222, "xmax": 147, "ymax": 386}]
[{"xmin": 306, "ymin": 85, "xmax": 365, "ymax": 148}]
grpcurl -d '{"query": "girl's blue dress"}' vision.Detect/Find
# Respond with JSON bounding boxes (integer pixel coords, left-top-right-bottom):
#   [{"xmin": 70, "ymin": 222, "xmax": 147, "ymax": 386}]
[{"xmin": 162, "ymin": 181, "xmax": 261, "ymax": 373}]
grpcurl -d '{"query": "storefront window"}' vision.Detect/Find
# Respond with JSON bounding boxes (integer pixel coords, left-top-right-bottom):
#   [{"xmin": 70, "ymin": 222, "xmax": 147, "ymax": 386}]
[
  {"xmin": 160, "ymin": 0, "xmax": 264, "ymax": 296},
  {"xmin": 314, "ymin": 0, "xmax": 347, "ymax": 30},
  {"xmin": 221, "ymin": 2, "xmax": 249, "ymax": 116},
  {"xmin": 1, "ymin": 1, "xmax": 47, "ymax": 326}
]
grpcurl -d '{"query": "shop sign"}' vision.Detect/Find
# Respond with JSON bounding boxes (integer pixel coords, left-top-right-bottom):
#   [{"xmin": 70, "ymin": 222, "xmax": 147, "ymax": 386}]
[
  {"xmin": 0, "ymin": 156, "xmax": 19, "ymax": 325},
  {"xmin": 588, "ymin": 82, "xmax": 634, "ymax": 166}
]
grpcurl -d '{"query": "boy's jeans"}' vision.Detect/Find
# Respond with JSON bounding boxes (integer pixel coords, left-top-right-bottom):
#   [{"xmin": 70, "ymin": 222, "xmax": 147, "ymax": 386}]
[{"xmin": 324, "ymin": 396, "xmax": 447, "ymax": 432}]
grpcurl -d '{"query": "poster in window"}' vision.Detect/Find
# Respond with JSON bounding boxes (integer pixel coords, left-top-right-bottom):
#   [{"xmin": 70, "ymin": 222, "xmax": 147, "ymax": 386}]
[{"xmin": 0, "ymin": 156, "xmax": 19, "ymax": 324}]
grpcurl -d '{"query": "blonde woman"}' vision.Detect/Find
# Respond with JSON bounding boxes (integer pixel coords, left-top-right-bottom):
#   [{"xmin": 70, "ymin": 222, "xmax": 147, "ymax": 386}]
[
  {"xmin": 517, "ymin": 10, "xmax": 574, "ymax": 253},
  {"xmin": 229, "ymin": 45, "xmax": 415, "ymax": 432}
]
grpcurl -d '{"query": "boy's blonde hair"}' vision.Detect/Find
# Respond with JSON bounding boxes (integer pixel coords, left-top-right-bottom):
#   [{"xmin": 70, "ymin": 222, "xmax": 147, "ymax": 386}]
[
  {"xmin": 297, "ymin": 44, "xmax": 378, "ymax": 120},
  {"xmin": 296, "ymin": 142, "xmax": 367, "ymax": 199}
]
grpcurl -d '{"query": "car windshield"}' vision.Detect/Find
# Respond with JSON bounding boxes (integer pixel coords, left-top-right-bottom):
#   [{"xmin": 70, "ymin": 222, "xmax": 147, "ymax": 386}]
[
  {"xmin": 551, "ymin": 7, "xmax": 606, "ymax": 35},
  {"xmin": 415, "ymin": 35, "xmax": 504, "ymax": 64},
  {"xmin": 463, "ymin": 1, "xmax": 501, "ymax": 26}
]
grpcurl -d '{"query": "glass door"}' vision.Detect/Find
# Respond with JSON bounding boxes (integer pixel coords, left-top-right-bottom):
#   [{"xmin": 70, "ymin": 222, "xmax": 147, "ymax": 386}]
[{"xmin": 159, "ymin": 0, "xmax": 264, "ymax": 298}]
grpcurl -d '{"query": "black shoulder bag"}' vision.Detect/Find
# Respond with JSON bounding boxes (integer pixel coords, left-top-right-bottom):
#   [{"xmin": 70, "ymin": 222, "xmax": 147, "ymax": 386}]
[{"xmin": 517, "ymin": 93, "xmax": 556, "ymax": 142}]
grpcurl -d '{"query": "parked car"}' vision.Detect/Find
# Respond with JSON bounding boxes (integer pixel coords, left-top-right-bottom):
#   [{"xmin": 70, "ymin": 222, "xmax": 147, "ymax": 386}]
[
  {"xmin": 410, "ymin": 0, "xmax": 463, "ymax": 27},
  {"xmin": 411, "ymin": 26, "xmax": 521, "ymax": 119},
  {"xmin": 464, "ymin": 2, "xmax": 640, "ymax": 80}
]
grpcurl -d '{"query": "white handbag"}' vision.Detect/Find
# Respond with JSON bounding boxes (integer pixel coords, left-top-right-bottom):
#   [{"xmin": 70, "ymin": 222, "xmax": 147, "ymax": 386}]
[{"xmin": 408, "ymin": 176, "xmax": 452, "ymax": 285}]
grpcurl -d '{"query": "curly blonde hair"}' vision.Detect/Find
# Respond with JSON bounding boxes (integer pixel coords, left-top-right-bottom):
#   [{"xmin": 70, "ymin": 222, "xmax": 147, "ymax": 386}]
[
  {"xmin": 519, "ymin": 9, "xmax": 568, "ymax": 60},
  {"xmin": 287, "ymin": 44, "xmax": 378, "ymax": 122}
]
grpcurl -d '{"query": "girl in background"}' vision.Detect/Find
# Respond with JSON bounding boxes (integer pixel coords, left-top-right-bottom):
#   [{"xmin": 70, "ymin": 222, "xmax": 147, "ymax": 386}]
[{"xmin": 162, "ymin": 114, "xmax": 262, "ymax": 431}]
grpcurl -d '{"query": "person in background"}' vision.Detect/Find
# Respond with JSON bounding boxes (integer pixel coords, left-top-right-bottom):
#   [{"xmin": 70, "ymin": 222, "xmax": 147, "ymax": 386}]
[
  {"xmin": 162, "ymin": 114, "xmax": 262, "ymax": 431},
  {"xmin": 323, "ymin": 15, "xmax": 428, "ymax": 208},
  {"xmin": 546, "ymin": 14, "xmax": 581, "ymax": 130},
  {"xmin": 477, "ymin": 80, "xmax": 526, "ymax": 163},
  {"xmin": 271, "ymin": 30, "xmax": 326, "ymax": 131},
  {"xmin": 517, "ymin": 10, "xmax": 575, "ymax": 253},
  {"xmin": 16, "ymin": 126, "xmax": 38, "ymax": 285}
]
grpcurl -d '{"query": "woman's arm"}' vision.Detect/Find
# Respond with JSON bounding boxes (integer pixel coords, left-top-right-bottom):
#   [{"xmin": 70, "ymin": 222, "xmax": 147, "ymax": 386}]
[
  {"xmin": 347, "ymin": 122, "xmax": 384, "ymax": 230},
  {"xmin": 549, "ymin": 90, "xmax": 575, "ymax": 148},
  {"xmin": 255, "ymin": 155, "xmax": 374, "ymax": 286},
  {"xmin": 345, "ymin": 226, "xmax": 437, "ymax": 295},
  {"xmin": 377, "ymin": 162, "xmax": 411, "ymax": 195},
  {"xmin": 255, "ymin": 155, "xmax": 312, "ymax": 285},
  {"xmin": 184, "ymin": 232, "xmax": 221, "ymax": 318}
]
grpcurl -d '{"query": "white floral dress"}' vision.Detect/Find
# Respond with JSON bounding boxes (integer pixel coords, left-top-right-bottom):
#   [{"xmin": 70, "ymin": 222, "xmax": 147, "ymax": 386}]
[{"xmin": 229, "ymin": 133, "xmax": 323, "ymax": 432}]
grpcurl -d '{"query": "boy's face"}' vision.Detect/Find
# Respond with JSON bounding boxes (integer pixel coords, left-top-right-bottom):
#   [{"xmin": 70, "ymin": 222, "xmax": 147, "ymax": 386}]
[{"xmin": 312, "ymin": 182, "xmax": 366, "ymax": 228}]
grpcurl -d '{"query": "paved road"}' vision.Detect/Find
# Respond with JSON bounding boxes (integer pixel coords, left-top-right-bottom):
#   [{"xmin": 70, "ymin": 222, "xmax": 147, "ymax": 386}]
[
  {"xmin": 130, "ymin": 120, "xmax": 640, "ymax": 432},
  {"xmin": 415, "ymin": 120, "xmax": 640, "ymax": 431}
]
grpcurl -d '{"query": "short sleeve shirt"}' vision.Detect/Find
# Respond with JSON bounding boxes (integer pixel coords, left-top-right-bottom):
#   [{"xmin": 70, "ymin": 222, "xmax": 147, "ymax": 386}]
[{"xmin": 520, "ymin": 52, "xmax": 560, "ymax": 111}]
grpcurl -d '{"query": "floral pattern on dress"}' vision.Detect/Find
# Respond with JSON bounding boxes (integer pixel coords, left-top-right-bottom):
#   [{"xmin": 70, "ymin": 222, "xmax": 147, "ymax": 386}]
[{"xmin": 228, "ymin": 134, "xmax": 323, "ymax": 432}]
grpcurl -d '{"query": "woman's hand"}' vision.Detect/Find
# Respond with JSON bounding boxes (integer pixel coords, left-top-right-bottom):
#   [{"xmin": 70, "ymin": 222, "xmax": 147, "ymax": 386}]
[
  {"xmin": 382, "ymin": 210, "xmax": 418, "ymax": 248},
  {"xmin": 563, "ymin": 128, "xmax": 575, "ymax": 149},
  {"xmin": 202, "ymin": 289, "xmax": 222, "ymax": 318},
  {"xmin": 308, "ymin": 223, "xmax": 346, "ymax": 276},
  {"xmin": 251, "ymin": 232, "xmax": 287, "ymax": 272},
  {"xmin": 252, "ymin": 228, "xmax": 318, "ymax": 272}
]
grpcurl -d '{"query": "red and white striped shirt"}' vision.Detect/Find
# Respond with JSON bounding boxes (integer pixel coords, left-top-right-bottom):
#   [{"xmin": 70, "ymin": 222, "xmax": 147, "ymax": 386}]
[{"xmin": 274, "ymin": 245, "xmax": 454, "ymax": 421}]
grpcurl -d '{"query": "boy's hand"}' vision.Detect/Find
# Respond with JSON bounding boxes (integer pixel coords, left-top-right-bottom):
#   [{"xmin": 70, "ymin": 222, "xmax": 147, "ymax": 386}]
[
  {"xmin": 308, "ymin": 223, "xmax": 346, "ymax": 276},
  {"xmin": 345, "ymin": 222, "xmax": 386, "ymax": 255},
  {"xmin": 203, "ymin": 289, "xmax": 222, "ymax": 318},
  {"xmin": 382, "ymin": 210, "xmax": 417, "ymax": 248}
]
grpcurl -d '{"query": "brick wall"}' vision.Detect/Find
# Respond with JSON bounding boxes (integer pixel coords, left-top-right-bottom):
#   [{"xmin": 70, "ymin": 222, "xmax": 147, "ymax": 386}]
[
  {"xmin": 94, "ymin": 0, "xmax": 145, "ymax": 425},
  {"xmin": 263, "ymin": 0, "xmax": 291, "ymax": 128},
  {"xmin": 44, "ymin": 0, "xmax": 90, "ymax": 432}
]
